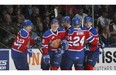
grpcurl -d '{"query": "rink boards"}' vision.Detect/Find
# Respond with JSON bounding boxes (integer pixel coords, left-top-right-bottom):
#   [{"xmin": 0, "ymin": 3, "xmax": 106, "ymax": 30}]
[{"xmin": 0, "ymin": 47, "xmax": 116, "ymax": 70}]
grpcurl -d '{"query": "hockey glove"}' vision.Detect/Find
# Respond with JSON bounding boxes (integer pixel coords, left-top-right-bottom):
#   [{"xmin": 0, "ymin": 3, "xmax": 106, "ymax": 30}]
[
  {"xmin": 27, "ymin": 47, "xmax": 34, "ymax": 57},
  {"xmin": 61, "ymin": 39, "xmax": 68, "ymax": 50},
  {"xmin": 101, "ymin": 42, "xmax": 105, "ymax": 49},
  {"xmin": 99, "ymin": 41, "xmax": 105, "ymax": 49},
  {"xmin": 34, "ymin": 36, "xmax": 42, "ymax": 45},
  {"xmin": 84, "ymin": 43, "xmax": 90, "ymax": 51},
  {"xmin": 43, "ymin": 54, "xmax": 50, "ymax": 65}
]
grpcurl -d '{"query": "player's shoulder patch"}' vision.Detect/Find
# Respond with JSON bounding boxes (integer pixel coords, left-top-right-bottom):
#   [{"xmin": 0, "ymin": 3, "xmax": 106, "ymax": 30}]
[
  {"xmin": 43, "ymin": 29, "xmax": 52, "ymax": 38},
  {"xmin": 90, "ymin": 27, "xmax": 98, "ymax": 35},
  {"xmin": 68, "ymin": 26, "xmax": 74, "ymax": 32},
  {"xmin": 19, "ymin": 29, "xmax": 29, "ymax": 38},
  {"xmin": 68, "ymin": 27, "xmax": 74, "ymax": 34}
]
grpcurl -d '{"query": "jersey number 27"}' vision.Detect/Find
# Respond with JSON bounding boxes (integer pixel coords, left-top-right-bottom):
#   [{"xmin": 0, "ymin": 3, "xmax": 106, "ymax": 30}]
[{"xmin": 14, "ymin": 36, "xmax": 24, "ymax": 49}]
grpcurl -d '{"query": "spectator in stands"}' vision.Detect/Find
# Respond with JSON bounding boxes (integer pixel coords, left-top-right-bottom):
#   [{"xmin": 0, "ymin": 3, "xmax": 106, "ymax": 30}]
[
  {"xmin": 0, "ymin": 14, "xmax": 15, "ymax": 48},
  {"xmin": 98, "ymin": 5, "xmax": 113, "ymax": 19},
  {"xmin": 34, "ymin": 16, "xmax": 41, "ymax": 25},
  {"xmin": 13, "ymin": 7, "xmax": 25, "ymax": 21},
  {"xmin": 100, "ymin": 26, "xmax": 113, "ymax": 46},
  {"xmin": 97, "ymin": 11, "xmax": 111, "ymax": 34},
  {"xmin": 32, "ymin": 16, "xmax": 41, "ymax": 32},
  {"xmin": 5, "ymin": 6, "xmax": 14, "ymax": 21},
  {"xmin": 22, "ymin": 5, "xmax": 33, "ymax": 19},
  {"xmin": 35, "ymin": 22, "xmax": 44, "ymax": 38},
  {"xmin": 30, "ymin": 7, "xmax": 40, "ymax": 24},
  {"xmin": 1, "ymin": 14, "xmax": 15, "ymax": 33},
  {"xmin": 75, "ymin": 6, "xmax": 88, "ymax": 27},
  {"xmin": 44, "ymin": 11, "xmax": 51, "ymax": 18},
  {"xmin": 13, "ymin": 15, "xmax": 23, "ymax": 34},
  {"xmin": 43, "ymin": 16, "xmax": 51, "ymax": 30},
  {"xmin": 6, "ymin": 6, "xmax": 13, "ymax": 15}
]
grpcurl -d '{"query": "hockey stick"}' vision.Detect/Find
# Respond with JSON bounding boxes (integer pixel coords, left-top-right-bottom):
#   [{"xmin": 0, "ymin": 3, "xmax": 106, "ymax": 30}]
[
  {"xmin": 35, "ymin": 42, "xmax": 53, "ymax": 70},
  {"xmin": 31, "ymin": 41, "xmax": 43, "ymax": 54},
  {"xmin": 36, "ymin": 43, "xmax": 43, "ymax": 54}
]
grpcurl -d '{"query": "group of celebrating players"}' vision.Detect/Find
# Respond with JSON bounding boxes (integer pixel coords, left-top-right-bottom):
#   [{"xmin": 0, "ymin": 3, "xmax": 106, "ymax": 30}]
[{"xmin": 11, "ymin": 15, "xmax": 105, "ymax": 70}]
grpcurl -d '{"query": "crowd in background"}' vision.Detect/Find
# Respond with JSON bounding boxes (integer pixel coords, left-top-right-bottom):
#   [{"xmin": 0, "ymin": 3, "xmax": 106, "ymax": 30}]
[
  {"xmin": 0, "ymin": 5, "xmax": 116, "ymax": 48},
  {"xmin": 94, "ymin": 5, "xmax": 116, "ymax": 46}
]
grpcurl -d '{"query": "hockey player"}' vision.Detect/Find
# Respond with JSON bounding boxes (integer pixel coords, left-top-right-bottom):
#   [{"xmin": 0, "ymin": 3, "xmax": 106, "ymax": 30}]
[
  {"xmin": 62, "ymin": 17, "xmax": 98, "ymax": 70},
  {"xmin": 60, "ymin": 16, "xmax": 73, "ymax": 70},
  {"xmin": 11, "ymin": 19, "xmax": 35, "ymax": 70},
  {"xmin": 61, "ymin": 16, "xmax": 72, "ymax": 32},
  {"xmin": 83, "ymin": 16, "xmax": 104, "ymax": 70},
  {"xmin": 41, "ymin": 18, "xmax": 66, "ymax": 70}
]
